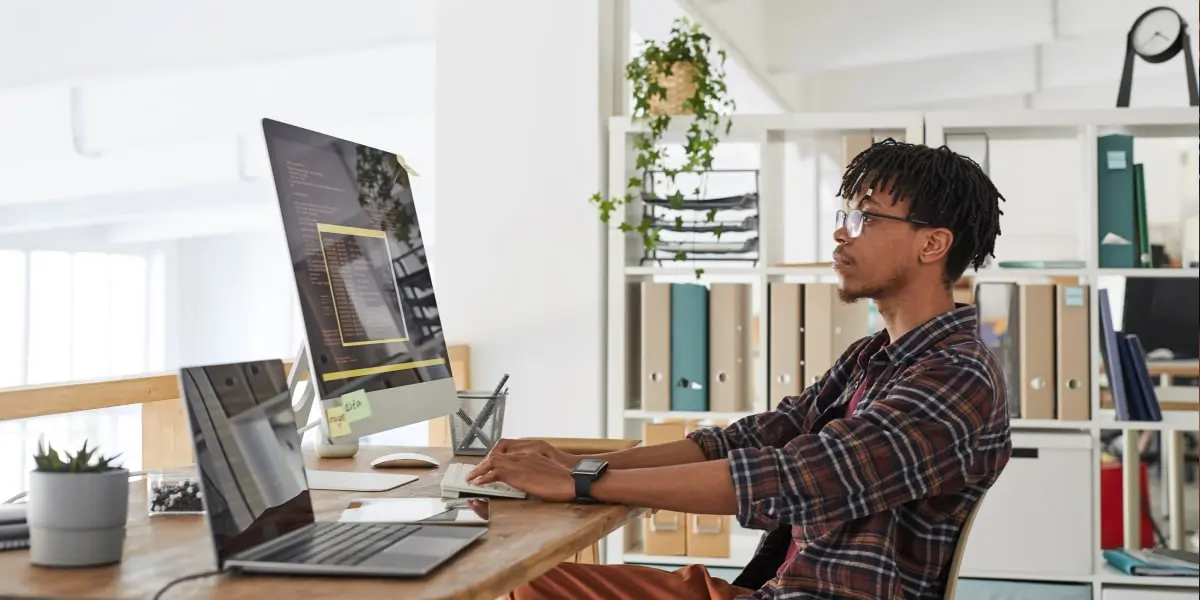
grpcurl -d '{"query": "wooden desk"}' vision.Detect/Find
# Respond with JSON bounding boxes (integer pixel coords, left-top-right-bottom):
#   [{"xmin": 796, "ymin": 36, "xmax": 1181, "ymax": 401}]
[{"xmin": 0, "ymin": 446, "xmax": 641, "ymax": 600}]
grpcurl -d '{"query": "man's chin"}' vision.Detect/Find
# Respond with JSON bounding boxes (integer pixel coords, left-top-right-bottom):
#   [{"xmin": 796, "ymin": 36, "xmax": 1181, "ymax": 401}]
[{"xmin": 836, "ymin": 284, "xmax": 868, "ymax": 303}]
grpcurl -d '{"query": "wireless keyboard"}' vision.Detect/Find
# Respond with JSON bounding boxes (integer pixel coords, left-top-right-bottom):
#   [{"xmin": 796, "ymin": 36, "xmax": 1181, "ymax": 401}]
[{"xmin": 440, "ymin": 462, "xmax": 527, "ymax": 499}]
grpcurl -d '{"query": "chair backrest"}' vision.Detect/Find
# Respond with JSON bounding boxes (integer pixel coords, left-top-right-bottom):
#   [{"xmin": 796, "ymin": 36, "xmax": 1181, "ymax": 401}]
[{"xmin": 942, "ymin": 492, "xmax": 987, "ymax": 600}]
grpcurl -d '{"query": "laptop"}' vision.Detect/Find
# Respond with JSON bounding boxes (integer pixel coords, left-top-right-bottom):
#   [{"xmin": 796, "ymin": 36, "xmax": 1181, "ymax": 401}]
[{"xmin": 179, "ymin": 358, "xmax": 486, "ymax": 576}]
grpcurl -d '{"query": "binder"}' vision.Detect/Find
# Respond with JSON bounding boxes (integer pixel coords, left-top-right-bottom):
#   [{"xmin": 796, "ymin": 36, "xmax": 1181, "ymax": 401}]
[
  {"xmin": 670, "ymin": 283, "xmax": 709, "ymax": 411},
  {"xmin": 803, "ymin": 283, "xmax": 869, "ymax": 387},
  {"xmin": 684, "ymin": 419, "xmax": 731, "ymax": 559},
  {"xmin": 639, "ymin": 282, "xmax": 671, "ymax": 412},
  {"xmin": 768, "ymin": 283, "xmax": 804, "ymax": 404},
  {"xmin": 1096, "ymin": 134, "xmax": 1138, "ymax": 268},
  {"xmin": 1122, "ymin": 334, "xmax": 1163, "ymax": 421},
  {"xmin": 709, "ymin": 283, "xmax": 752, "ymax": 413},
  {"xmin": 1132, "ymin": 163, "xmax": 1150, "ymax": 267},
  {"xmin": 1097, "ymin": 289, "xmax": 1132, "ymax": 420},
  {"xmin": 975, "ymin": 282, "xmax": 1022, "ymax": 418},
  {"xmin": 1055, "ymin": 284, "xmax": 1091, "ymax": 421},
  {"xmin": 1017, "ymin": 284, "xmax": 1056, "ymax": 419},
  {"xmin": 641, "ymin": 421, "xmax": 688, "ymax": 555}
]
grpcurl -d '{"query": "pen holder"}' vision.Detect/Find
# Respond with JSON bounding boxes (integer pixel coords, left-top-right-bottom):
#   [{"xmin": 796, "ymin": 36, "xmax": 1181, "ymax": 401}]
[
  {"xmin": 147, "ymin": 467, "xmax": 205, "ymax": 516},
  {"xmin": 450, "ymin": 389, "xmax": 508, "ymax": 456}
]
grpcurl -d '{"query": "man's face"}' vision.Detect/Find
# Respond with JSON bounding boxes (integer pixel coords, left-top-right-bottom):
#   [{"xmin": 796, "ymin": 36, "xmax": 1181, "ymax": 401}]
[{"xmin": 831, "ymin": 188, "xmax": 921, "ymax": 303}]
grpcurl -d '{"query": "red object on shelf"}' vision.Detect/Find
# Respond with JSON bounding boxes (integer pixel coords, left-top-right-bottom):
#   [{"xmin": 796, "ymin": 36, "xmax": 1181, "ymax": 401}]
[{"xmin": 1100, "ymin": 459, "xmax": 1155, "ymax": 549}]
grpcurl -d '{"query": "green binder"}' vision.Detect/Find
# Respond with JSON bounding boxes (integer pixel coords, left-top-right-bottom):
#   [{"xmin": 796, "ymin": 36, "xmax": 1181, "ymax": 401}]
[
  {"xmin": 1132, "ymin": 163, "xmax": 1150, "ymax": 267},
  {"xmin": 669, "ymin": 283, "xmax": 709, "ymax": 411},
  {"xmin": 1096, "ymin": 134, "xmax": 1138, "ymax": 268}
]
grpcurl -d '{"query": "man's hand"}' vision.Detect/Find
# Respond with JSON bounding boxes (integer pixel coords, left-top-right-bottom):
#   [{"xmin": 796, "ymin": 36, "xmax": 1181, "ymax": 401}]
[
  {"xmin": 486, "ymin": 438, "xmax": 578, "ymax": 470},
  {"xmin": 466, "ymin": 452, "xmax": 575, "ymax": 502}
]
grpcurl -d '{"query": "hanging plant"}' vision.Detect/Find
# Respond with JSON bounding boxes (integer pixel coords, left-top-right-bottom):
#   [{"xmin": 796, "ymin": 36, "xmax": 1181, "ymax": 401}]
[{"xmin": 590, "ymin": 16, "xmax": 736, "ymax": 275}]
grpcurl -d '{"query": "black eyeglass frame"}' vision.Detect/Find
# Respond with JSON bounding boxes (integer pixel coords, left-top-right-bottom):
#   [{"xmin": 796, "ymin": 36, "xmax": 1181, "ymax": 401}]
[{"xmin": 835, "ymin": 208, "xmax": 931, "ymax": 238}]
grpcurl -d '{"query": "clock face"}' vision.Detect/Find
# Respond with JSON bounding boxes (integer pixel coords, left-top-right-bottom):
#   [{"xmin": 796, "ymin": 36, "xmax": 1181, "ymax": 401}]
[{"xmin": 1132, "ymin": 8, "xmax": 1183, "ymax": 59}]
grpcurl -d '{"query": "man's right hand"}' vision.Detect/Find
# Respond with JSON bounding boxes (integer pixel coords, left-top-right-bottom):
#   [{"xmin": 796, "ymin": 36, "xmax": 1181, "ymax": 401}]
[{"xmin": 488, "ymin": 438, "xmax": 579, "ymax": 470}]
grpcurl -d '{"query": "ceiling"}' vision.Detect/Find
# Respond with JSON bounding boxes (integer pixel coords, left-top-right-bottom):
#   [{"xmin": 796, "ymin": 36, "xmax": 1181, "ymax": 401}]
[
  {"xmin": 1, "ymin": 0, "xmax": 1196, "ymax": 247},
  {"xmin": 684, "ymin": 0, "xmax": 1200, "ymax": 111},
  {"xmin": 0, "ymin": 0, "xmax": 435, "ymax": 246}
]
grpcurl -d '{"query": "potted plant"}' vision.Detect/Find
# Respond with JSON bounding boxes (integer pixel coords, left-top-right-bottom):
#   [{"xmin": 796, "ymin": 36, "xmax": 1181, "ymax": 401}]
[
  {"xmin": 590, "ymin": 16, "xmax": 737, "ymax": 276},
  {"xmin": 27, "ymin": 439, "xmax": 129, "ymax": 567}
]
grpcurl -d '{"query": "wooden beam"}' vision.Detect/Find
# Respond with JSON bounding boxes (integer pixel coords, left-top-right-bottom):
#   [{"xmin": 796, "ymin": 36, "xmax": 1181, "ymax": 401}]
[{"xmin": 0, "ymin": 372, "xmax": 180, "ymax": 421}]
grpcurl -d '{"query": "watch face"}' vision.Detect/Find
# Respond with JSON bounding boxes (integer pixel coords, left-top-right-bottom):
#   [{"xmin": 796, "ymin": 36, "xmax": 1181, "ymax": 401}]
[
  {"xmin": 575, "ymin": 459, "xmax": 606, "ymax": 474},
  {"xmin": 1132, "ymin": 8, "xmax": 1182, "ymax": 59}
]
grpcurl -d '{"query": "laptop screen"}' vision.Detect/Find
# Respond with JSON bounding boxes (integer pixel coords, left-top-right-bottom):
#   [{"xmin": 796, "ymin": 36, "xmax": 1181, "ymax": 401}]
[{"xmin": 179, "ymin": 360, "xmax": 314, "ymax": 568}]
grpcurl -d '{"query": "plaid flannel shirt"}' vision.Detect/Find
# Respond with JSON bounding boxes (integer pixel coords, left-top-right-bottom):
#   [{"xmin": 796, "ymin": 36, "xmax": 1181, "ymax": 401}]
[{"xmin": 688, "ymin": 305, "xmax": 1012, "ymax": 600}]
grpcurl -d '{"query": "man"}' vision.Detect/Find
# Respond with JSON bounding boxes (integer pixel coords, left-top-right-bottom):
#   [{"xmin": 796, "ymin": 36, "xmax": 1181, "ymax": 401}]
[{"xmin": 468, "ymin": 139, "xmax": 1013, "ymax": 600}]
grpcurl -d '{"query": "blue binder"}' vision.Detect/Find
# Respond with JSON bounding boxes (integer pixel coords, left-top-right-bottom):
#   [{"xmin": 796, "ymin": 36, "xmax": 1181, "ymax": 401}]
[{"xmin": 669, "ymin": 283, "xmax": 709, "ymax": 411}]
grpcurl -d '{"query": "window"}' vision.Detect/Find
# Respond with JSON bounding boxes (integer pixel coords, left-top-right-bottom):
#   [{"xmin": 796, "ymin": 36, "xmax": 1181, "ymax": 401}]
[{"xmin": 0, "ymin": 248, "xmax": 165, "ymax": 502}]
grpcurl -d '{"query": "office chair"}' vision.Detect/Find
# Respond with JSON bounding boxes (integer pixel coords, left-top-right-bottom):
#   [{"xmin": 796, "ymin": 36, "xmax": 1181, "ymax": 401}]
[{"xmin": 941, "ymin": 491, "xmax": 987, "ymax": 600}]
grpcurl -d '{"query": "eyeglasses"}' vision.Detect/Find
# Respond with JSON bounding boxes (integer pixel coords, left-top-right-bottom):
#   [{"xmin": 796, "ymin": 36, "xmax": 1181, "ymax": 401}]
[{"xmin": 835, "ymin": 209, "xmax": 931, "ymax": 238}]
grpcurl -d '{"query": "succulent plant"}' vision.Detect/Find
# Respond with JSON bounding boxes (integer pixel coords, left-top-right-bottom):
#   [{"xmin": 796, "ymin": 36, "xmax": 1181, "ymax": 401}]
[{"xmin": 33, "ymin": 438, "xmax": 123, "ymax": 473}]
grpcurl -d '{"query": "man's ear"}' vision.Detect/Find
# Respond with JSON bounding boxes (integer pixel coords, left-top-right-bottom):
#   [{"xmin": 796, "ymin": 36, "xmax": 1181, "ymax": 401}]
[{"xmin": 919, "ymin": 228, "xmax": 954, "ymax": 264}]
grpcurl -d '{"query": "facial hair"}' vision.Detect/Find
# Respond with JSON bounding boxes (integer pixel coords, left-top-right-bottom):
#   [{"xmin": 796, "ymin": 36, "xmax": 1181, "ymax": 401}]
[{"xmin": 838, "ymin": 270, "xmax": 905, "ymax": 304}]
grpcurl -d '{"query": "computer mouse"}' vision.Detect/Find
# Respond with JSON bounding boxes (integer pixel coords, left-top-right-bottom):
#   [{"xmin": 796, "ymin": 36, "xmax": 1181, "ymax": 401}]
[{"xmin": 370, "ymin": 452, "xmax": 441, "ymax": 469}]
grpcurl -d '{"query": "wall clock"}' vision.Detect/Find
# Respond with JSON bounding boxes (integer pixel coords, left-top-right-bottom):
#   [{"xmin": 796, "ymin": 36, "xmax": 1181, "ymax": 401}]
[{"xmin": 1116, "ymin": 6, "xmax": 1198, "ymax": 106}]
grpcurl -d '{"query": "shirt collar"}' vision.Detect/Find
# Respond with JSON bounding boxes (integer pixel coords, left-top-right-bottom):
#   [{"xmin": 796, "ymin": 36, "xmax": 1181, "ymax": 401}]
[{"xmin": 861, "ymin": 303, "xmax": 979, "ymax": 367}]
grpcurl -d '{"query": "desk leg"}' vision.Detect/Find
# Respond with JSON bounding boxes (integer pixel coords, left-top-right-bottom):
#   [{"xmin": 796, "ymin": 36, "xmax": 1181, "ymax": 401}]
[{"xmin": 573, "ymin": 542, "xmax": 601, "ymax": 565}]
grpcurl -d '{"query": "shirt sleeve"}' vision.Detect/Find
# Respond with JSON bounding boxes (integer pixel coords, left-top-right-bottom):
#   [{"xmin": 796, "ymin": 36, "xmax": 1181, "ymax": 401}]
[
  {"xmin": 685, "ymin": 390, "xmax": 810, "ymax": 460},
  {"xmin": 687, "ymin": 337, "xmax": 869, "ymax": 461},
  {"xmin": 726, "ymin": 353, "xmax": 1006, "ymax": 531}
]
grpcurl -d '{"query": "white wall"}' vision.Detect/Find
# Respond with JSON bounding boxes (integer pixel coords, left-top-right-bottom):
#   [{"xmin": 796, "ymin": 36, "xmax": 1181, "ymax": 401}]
[
  {"xmin": 172, "ymin": 230, "xmax": 298, "ymax": 367},
  {"xmin": 434, "ymin": 0, "xmax": 614, "ymax": 439},
  {"xmin": 983, "ymin": 136, "xmax": 1197, "ymax": 264}
]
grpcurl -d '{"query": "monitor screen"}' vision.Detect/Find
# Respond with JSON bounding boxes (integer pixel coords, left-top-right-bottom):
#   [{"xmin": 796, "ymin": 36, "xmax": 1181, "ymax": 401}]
[
  {"xmin": 179, "ymin": 360, "xmax": 313, "ymax": 568},
  {"xmin": 262, "ymin": 119, "xmax": 452, "ymax": 402},
  {"xmin": 1122, "ymin": 277, "xmax": 1199, "ymax": 360}
]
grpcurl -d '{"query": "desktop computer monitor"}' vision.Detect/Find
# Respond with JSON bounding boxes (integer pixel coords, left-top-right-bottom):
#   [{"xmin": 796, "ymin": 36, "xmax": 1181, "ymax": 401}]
[
  {"xmin": 1122, "ymin": 277, "xmax": 1199, "ymax": 361},
  {"xmin": 262, "ymin": 118, "xmax": 456, "ymax": 443}
]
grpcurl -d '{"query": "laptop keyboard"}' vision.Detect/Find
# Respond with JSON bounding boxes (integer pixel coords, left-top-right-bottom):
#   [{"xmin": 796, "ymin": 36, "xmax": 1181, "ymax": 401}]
[{"xmin": 258, "ymin": 521, "xmax": 420, "ymax": 566}]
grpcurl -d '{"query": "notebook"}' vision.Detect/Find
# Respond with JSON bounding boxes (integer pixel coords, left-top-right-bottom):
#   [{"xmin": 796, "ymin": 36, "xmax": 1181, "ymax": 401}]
[
  {"xmin": 0, "ymin": 504, "xmax": 29, "ymax": 551},
  {"xmin": 440, "ymin": 463, "xmax": 526, "ymax": 499}
]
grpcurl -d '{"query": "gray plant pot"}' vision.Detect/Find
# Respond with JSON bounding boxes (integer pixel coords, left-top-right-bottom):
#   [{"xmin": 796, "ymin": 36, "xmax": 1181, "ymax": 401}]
[{"xmin": 27, "ymin": 469, "xmax": 129, "ymax": 567}]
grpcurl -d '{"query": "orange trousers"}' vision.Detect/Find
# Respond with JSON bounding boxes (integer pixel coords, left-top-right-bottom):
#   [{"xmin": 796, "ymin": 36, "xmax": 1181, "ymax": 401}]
[{"xmin": 508, "ymin": 562, "xmax": 755, "ymax": 600}]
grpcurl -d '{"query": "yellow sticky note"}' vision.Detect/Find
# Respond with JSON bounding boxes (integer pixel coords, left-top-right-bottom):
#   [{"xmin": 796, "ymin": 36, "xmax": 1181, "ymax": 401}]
[
  {"xmin": 326, "ymin": 405, "xmax": 352, "ymax": 438},
  {"xmin": 342, "ymin": 389, "xmax": 372, "ymax": 423},
  {"xmin": 395, "ymin": 154, "xmax": 420, "ymax": 177}
]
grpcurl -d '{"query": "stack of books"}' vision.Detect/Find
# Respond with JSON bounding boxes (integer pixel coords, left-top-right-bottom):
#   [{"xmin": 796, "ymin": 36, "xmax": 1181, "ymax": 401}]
[
  {"xmin": 1103, "ymin": 548, "xmax": 1200, "ymax": 577},
  {"xmin": 0, "ymin": 503, "xmax": 28, "ymax": 551}
]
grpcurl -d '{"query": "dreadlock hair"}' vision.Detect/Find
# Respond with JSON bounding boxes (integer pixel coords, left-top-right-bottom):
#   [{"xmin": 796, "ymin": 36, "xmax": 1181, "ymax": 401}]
[{"xmin": 836, "ymin": 137, "xmax": 1005, "ymax": 284}]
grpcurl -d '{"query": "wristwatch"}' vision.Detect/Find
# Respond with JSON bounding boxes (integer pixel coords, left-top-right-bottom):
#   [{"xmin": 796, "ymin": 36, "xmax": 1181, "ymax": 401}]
[{"xmin": 570, "ymin": 458, "xmax": 610, "ymax": 504}]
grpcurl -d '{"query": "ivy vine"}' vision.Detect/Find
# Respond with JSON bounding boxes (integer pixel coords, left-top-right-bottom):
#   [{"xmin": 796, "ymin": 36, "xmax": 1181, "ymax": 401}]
[{"xmin": 591, "ymin": 16, "xmax": 736, "ymax": 276}]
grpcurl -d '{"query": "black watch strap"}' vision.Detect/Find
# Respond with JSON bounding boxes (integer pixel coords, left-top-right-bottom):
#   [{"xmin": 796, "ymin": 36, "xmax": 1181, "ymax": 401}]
[{"xmin": 574, "ymin": 472, "xmax": 597, "ymax": 504}]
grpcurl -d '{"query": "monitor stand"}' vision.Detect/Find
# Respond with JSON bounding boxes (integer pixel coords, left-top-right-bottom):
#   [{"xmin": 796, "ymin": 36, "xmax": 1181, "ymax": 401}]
[{"xmin": 289, "ymin": 345, "xmax": 418, "ymax": 493}]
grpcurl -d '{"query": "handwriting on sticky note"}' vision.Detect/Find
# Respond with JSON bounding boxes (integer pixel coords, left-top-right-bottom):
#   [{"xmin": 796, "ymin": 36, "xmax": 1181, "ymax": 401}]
[
  {"xmin": 326, "ymin": 405, "xmax": 352, "ymax": 438},
  {"xmin": 342, "ymin": 389, "xmax": 372, "ymax": 423}
]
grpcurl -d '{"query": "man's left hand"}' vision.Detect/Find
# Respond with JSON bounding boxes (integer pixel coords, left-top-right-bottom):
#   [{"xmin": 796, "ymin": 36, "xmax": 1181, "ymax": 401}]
[{"xmin": 467, "ymin": 452, "xmax": 575, "ymax": 502}]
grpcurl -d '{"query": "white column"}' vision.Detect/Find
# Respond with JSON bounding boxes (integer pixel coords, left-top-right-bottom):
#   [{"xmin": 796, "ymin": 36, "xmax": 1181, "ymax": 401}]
[{"xmin": 434, "ymin": 0, "xmax": 622, "ymax": 439}]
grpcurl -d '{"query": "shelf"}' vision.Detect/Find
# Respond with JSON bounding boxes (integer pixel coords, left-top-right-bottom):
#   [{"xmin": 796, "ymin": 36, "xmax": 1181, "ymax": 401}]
[
  {"xmin": 926, "ymin": 107, "xmax": 1200, "ymax": 139},
  {"xmin": 1010, "ymin": 418, "xmax": 1092, "ymax": 430},
  {"xmin": 624, "ymin": 266, "xmax": 762, "ymax": 278},
  {"xmin": 1095, "ymin": 268, "xmax": 1200, "ymax": 279},
  {"xmin": 624, "ymin": 409, "xmax": 755, "ymax": 422},
  {"xmin": 957, "ymin": 570, "xmax": 1093, "ymax": 584},
  {"xmin": 623, "ymin": 533, "xmax": 761, "ymax": 569},
  {"xmin": 1097, "ymin": 563, "xmax": 1200, "ymax": 588},
  {"xmin": 969, "ymin": 268, "xmax": 1199, "ymax": 280},
  {"xmin": 1095, "ymin": 410, "xmax": 1200, "ymax": 432}
]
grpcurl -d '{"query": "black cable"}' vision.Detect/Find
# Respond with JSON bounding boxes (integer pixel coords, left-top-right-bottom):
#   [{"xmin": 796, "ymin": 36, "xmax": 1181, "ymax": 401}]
[{"xmin": 152, "ymin": 570, "xmax": 221, "ymax": 600}]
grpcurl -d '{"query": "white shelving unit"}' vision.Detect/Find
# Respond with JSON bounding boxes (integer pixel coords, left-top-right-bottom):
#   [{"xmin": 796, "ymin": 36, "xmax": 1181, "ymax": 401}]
[{"xmin": 602, "ymin": 108, "xmax": 1199, "ymax": 598}]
